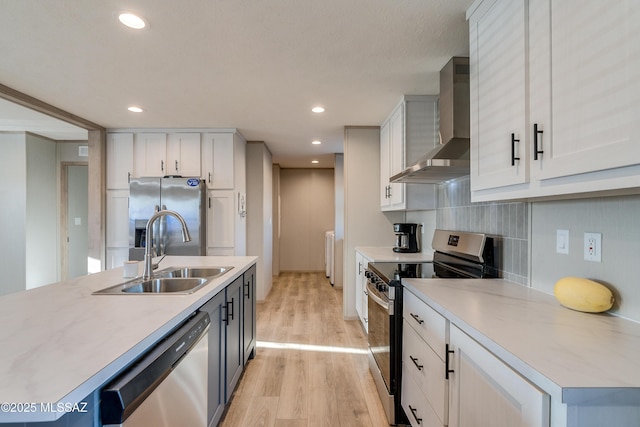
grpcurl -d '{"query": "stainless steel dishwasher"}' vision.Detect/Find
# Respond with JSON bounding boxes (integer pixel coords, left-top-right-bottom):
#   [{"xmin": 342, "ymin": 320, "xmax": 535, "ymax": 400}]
[{"xmin": 100, "ymin": 311, "xmax": 210, "ymax": 427}]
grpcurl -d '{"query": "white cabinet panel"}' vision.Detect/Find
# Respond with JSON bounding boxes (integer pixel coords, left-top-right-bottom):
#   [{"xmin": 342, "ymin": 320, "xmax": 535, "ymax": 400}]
[
  {"xmin": 107, "ymin": 133, "xmax": 133, "ymax": 189},
  {"xmin": 106, "ymin": 190, "xmax": 129, "ymax": 248},
  {"xmin": 207, "ymin": 190, "xmax": 235, "ymax": 249},
  {"xmin": 354, "ymin": 251, "xmax": 370, "ymax": 332},
  {"xmin": 202, "ymin": 133, "xmax": 234, "ymax": 189},
  {"xmin": 404, "ymin": 290, "xmax": 447, "ymax": 359},
  {"xmin": 402, "ymin": 372, "xmax": 444, "ymax": 427},
  {"xmin": 448, "ymin": 325, "xmax": 550, "ymax": 427},
  {"xmin": 403, "ymin": 318, "xmax": 448, "ymax": 425},
  {"xmin": 134, "ymin": 133, "xmax": 167, "ymax": 177},
  {"xmin": 469, "ymin": 0, "xmax": 528, "ymax": 191},
  {"xmin": 529, "ymin": 0, "xmax": 640, "ymax": 181},
  {"xmin": 167, "ymin": 133, "xmax": 201, "ymax": 177}
]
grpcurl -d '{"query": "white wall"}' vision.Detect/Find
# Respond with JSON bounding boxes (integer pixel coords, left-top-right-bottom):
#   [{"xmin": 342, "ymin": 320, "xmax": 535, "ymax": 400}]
[
  {"xmin": 343, "ymin": 126, "xmax": 404, "ymax": 319},
  {"xmin": 531, "ymin": 195, "xmax": 640, "ymax": 322},
  {"xmin": 247, "ymin": 142, "xmax": 273, "ymax": 301},
  {"xmin": 0, "ymin": 133, "xmax": 59, "ymax": 295},
  {"xmin": 272, "ymin": 164, "xmax": 281, "ymax": 277},
  {"xmin": 0, "ymin": 133, "xmax": 27, "ymax": 295},
  {"xmin": 279, "ymin": 168, "xmax": 334, "ymax": 271},
  {"xmin": 334, "ymin": 154, "xmax": 344, "ymax": 288},
  {"xmin": 25, "ymin": 134, "xmax": 57, "ymax": 289}
]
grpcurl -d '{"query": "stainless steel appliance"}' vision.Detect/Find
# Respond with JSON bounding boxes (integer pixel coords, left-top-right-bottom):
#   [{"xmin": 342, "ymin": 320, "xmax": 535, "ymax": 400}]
[
  {"xmin": 100, "ymin": 311, "xmax": 210, "ymax": 427},
  {"xmin": 393, "ymin": 223, "xmax": 421, "ymax": 253},
  {"xmin": 129, "ymin": 177, "xmax": 206, "ymax": 261},
  {"xmin": 366, "ymin": 229, "xmax": 496, "ymax": 425},
  {"xmin": 391, "ymin": 57, "xmax": 471, "ymax": 183}
]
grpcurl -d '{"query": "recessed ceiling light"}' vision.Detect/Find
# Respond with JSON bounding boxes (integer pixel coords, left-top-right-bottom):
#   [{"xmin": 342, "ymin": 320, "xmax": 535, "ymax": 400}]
[
  {"xmin": 128, "ymin": 106, "xmax": 143, "ymax": 113},
  {"xmin": 312, "ymin": 140, "xmax": 322, "ymax": 145},
  {"xmin": 311, "ymin": 106, "xmax": 325, "ymax": 113},
  {"xmin": 311, "ymin": 160, "xmax": 319, "ymax": 164},
  {"xmin": 118, "ymin": 12, "xmax": 147, "ymax": 29}
]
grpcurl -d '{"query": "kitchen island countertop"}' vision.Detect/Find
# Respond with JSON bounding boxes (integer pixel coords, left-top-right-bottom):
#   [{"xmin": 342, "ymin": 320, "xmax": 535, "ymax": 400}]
[{"xmin": 0, "ymin": 255, "xmax": 257, "ymax": 423}]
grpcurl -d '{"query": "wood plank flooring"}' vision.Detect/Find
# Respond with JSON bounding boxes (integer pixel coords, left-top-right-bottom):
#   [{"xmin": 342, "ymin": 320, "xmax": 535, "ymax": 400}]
[{"xmin": 220, "ymin": 272, "xmax": 389, "ymax": 427}]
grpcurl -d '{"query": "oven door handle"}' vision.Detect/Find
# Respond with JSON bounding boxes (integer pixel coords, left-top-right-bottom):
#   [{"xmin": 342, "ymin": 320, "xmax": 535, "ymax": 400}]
[{"xmin": 366, "ymin": 282, "xmax": 391, "ymax": 313}]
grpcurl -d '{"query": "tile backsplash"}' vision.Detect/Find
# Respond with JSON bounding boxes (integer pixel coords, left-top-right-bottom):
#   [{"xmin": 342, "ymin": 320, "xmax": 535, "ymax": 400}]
[{"xmin": 436, "ymin": 176, "xmax": 530, "ymax": 285}]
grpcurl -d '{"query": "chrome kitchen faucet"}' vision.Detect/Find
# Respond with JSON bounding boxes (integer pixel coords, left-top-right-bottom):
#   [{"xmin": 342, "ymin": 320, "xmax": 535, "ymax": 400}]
[{"xmin": 142, "ymin": 210, "xmax": 191, "ymax": 280}]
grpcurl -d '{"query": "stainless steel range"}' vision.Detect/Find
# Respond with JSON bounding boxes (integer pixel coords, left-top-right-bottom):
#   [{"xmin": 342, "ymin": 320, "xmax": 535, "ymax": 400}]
[{"xmin": 365, "ymin": 229, "xmax": 497, "ymax": 425}]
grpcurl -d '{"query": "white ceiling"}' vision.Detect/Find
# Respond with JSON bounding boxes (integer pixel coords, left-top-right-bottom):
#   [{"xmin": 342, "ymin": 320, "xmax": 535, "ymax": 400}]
[{"xmin": 0, "ymin": 0, "xmax": 472, "ymax": 168}]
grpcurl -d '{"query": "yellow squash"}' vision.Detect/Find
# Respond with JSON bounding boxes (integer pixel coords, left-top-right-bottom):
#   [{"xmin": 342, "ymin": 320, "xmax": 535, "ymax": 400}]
[{"xmin": 553, "ymin": 277, "xmax": 614, "ymax": 313}]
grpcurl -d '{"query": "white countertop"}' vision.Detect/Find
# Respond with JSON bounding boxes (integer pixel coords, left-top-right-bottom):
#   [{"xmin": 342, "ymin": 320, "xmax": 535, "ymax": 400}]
[
  {"xmin": 402, "ymin": 278, "xmax": 640, "ymax": 404},
  {"xmin": 0, "ymin": 255, "xmax": 257, "ymax": 423},
  {"xmin": 355, "ymin": 246, "xmax": 433, "ymax": 263}
]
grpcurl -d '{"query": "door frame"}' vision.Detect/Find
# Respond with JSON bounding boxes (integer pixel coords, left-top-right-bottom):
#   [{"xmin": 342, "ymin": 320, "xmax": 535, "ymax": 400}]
[{"xmin": 60, "ymin": 161, "xmax": 89, "ymax": 280}]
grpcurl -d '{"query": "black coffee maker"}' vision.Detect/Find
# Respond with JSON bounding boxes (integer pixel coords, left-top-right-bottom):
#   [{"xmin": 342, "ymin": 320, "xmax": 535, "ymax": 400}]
[{"xmin": 393, "ymin": 223, "xmax": 421, "ymax": 253}]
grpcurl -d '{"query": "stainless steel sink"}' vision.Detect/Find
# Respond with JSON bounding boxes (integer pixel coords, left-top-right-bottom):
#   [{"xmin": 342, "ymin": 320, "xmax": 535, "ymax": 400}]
[
  {"xmin": 93, "ymin": 266, "xmax": 233, "ymax": 295},
  {"xmin": 158, "ymin": 266, "xmax": 233, "ymax": 279},
  {"xmin": 122, "ymin": 277, "xmax": 208, "ymax": 294}
]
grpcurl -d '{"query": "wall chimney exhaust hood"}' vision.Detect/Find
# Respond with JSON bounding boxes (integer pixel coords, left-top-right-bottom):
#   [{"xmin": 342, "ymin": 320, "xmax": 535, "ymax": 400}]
[{"xmin": 391, "ymin": 57, "xmax": 470, "ymax": 184}]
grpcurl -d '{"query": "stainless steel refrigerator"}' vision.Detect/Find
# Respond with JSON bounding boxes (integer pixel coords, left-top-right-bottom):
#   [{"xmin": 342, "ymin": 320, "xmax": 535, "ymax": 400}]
[{"xmin": 129, "ymin": 177, "xmax": 206, "ymax": 261}]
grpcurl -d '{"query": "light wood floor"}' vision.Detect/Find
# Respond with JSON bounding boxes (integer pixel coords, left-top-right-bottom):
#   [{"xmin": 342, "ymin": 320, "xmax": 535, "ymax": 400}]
[{"xmin": 220, "ymin": 271, "xmax": 390, "ymax": 427}]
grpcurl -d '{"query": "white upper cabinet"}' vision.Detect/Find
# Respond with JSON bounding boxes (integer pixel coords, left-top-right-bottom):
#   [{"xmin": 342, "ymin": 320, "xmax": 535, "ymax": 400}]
[
  {"xmin": 529, "ymin": 0, "xmax": 640, "ymax": 180},
  {"xmin": 202, "ymin": 132, "xmax": 235, "ymax": 189},
  {"xmin": 106, "ymin": 133, "xmax": 134, "ymax": 189},
  {"xmin": 380, "ymin": 96, "xmax": 439, "ymax": 211},
  {"xmin": 167, "ymin": 133, "xmax": 201, "ymax": 177},
  {"xmin": 469, "ymin": 0, "xmax": 528, "ymax": 191},
  {"xmin": 468, "ymin": 0, "xmax": 640, "ymax": 201},
  {"xmin": 134, "ymin": 133, "xmax": 167, "ymax": 177},
  {"xmin": 133, "ymin": 133, "xmax": 201, "ymax": 178}
]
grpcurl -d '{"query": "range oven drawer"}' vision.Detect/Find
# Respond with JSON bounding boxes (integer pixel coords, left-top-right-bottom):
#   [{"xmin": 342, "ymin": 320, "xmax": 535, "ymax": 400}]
[{"xmin": 403, "ymin": 289, "xmax": 447, "ymax": 361}]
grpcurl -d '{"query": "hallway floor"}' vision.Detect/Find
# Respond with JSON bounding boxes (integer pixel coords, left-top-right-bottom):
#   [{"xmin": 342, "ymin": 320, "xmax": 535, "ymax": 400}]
[{"xmin": 220, "ymin": 271, "xmax": 389, "ymax": 426}]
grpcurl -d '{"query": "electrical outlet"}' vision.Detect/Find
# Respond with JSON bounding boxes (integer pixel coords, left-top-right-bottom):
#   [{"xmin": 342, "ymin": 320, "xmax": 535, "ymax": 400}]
[
  {"xmin": 556, "ymin": 229, "xmax": 569, "ymax": 254},
  {"xmin": 584, "ymin": 232, "xmax": 602, "ymax": 262}
]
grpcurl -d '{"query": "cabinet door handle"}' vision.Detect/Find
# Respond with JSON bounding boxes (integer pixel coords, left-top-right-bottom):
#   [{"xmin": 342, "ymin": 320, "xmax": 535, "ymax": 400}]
[
  {"xmin": 408, "ymin": 405, "xmax": 422, "ymax": 425},
  {"xmin": 160, "ymin": 160, "xmax": 164, "ymax": 172},
  {"xmin": 511, "ymin": 133, "xmax": 520, "ymax": 166},
  {"xmin": 208, "ymin": 197, "xmax": 211, "ymax": 209},
  {"xmin": 127, "ymin": 172, "xmax": 131, "ymax": 183},
  {"xmin": 409, "ymin": 355, "xmax": 424, "ymax": 371},
  {"xmin": 388, "ymin": 185, "xmax": 392, "ymax": 198},
  {"xmin": 534, "ymin": 123, "xmax": 544, "ymax": 160},
  {"xmin": 445, "ymin": 344, "xmax": 455, "ymax": 380},
  {"xmin": 228, "ymin": 298, "xmax": 234, "ymax": 321},
  {"xmin": 222, "ymin": 304, "xmax": 228, "ymax": 325},
  {"xmin": 244, "ymin": 280, "xmax": 250, "ymax": 299},
  {"xmin": 208, "ymin": 172, "xmax": 212, "ymax": 183},
  {"xmin": 175, "ymin": 160, "xmax": 179, "ymax": 172},
  {"xmin": 410, "ymin": 313, "xmax": 424, "ymax": 324}
]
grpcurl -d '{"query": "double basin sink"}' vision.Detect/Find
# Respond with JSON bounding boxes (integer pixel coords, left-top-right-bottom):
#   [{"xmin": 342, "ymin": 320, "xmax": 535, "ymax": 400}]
[{"xmin": 94, "ymin": 266, "xmax": 233, "ymax": 295}]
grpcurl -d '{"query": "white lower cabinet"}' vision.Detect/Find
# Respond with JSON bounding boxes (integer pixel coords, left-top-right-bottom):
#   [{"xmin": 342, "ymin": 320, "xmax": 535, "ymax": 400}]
[
  {"xmin": 448, "ymin": 324, "xmax": 550, "ymax": 427},
  {"xmin": 402, "ymin": 369, "xmax": 444, "ymax": 427},
  {"xmin": 354, "ymin": 251, "xmax": 371, "ymax": 332},
  {"xmin": 403, "ymin": 288, "xmax": 549, "ymax": 427},
  {"xmin": 402, "ymin": 289, "xmax": 448, "ymax": 427},
  {"xmin": 403, "ymin": 319, "xmax": 447, "ymax": 426}
]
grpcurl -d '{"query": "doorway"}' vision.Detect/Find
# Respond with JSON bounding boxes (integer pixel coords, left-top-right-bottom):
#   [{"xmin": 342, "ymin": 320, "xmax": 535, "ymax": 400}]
[{"xmin": 61, "ymin": 163, "xmax": 88, "ymax": 280}]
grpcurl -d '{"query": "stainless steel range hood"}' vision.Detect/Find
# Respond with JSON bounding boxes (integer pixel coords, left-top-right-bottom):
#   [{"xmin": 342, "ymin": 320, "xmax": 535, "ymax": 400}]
[{"xmin": 391, "ymin": 57, "xmax": 470, "ymax": 183}]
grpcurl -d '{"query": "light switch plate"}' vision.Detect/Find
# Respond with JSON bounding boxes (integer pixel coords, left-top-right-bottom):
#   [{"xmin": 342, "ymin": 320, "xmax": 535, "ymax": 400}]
[{"xmin": 556, "ymin": 229, "xmax": 569, "ymax": 254}]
